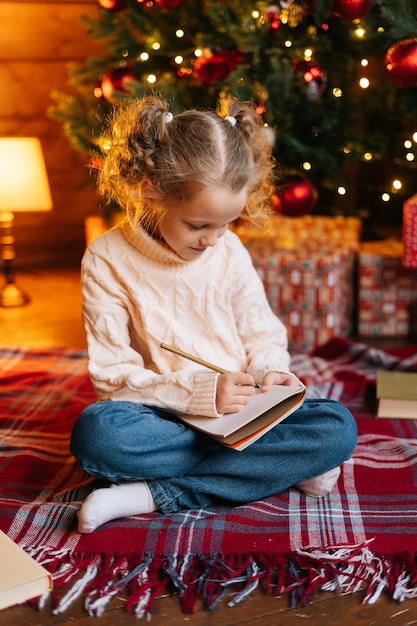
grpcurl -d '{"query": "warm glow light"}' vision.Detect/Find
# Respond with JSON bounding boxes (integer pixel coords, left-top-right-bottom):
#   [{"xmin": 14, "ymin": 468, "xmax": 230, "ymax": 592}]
[
  {"xmin": 174, "ymin": 55, "xmax": 183, "ymax": 64},
  {"xmin": 302, "ymin": 162, "xmax": 312, "ymax": 170},
  {"xmin": 147, "ymin": 74, "xmax": 157, "ymax": 84},
  {"xmin": 343, "ymin": 146, "xmax": 351, "ymax": 154},
  {"xmin": 304, "ymin": 48, "xmax": 313, "ymax": 60},
  {"xmin": 359, "ymin": 77, "xmax": 370, "ymax": 89},
  {"xmin": 355, "ymin": 27, "xmax": 365, "ymax": 37},
  {"xmin": 392, "ymin": 179, "xmax": 402, "ymax": 190},
  {"xmin": 252, "ymin": 10, "xmax": 259, "ymax": 18},
  {"xmin": 0, "ymin": 138, "xmax": 52, "ymax": 212},
  {"xmin": 178, "ymin": 67, "xmax": 192, "ymax": 76},
  {"xmin": 0, "ymin": 138, "xmax": 53, "ymax": 306},
  {"xmin": 364, "ymin": 152, "xmax": 373, "ymax": 160},
  {"xmin": 176, "ymin": 29, "xmax": 184, "ymax": 38},
  {"xmin": 194, "ymin": 48, "xmax": 202, "ymax": 57},
  {"xmin": 361, "ymin": 58, "xmax": 369, "ymax": 66},
  {"xmin": 284, "ymin": 40, "xmax": 292, "ymax": 47},
  {"xmin": 406, "ymin": 152, "xmax": 415, "ymax": 161},
  {"xmin": 333, "ymin": 87, "xmax": 342, "ymax": 97},
  {"xmin": 404, "ymin": 140, "xmax": 412, "ymax": 148},
  {"xmin": 382, "ymin": 193, "xmax": 390, "ymax": 202},
  {"xmin": 413, "ymin": 131, "xmax": 417, "ymax": 142},
  {"xmin": 152, "ymin": 42, "xmax": 160, "ymax": 50},
  {"xmin": 338, "ymin": 186, "xmax": 346, "ymax": 196},
  {"xmin": 139, "ymin": 52, "xmax": 149, "ymax": 61}
]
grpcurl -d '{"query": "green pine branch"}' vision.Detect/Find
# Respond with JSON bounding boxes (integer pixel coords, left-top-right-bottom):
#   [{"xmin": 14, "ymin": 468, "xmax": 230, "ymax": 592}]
[{"xmin": 48, "ymin": 0, "xmax": 417, "ymax": 220}]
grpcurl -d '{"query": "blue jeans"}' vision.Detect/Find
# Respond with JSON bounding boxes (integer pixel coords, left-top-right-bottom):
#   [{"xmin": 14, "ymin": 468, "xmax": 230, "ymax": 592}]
[{"xmin": 70, "ymin": 399, "xmax": 357, "ymax": 514}]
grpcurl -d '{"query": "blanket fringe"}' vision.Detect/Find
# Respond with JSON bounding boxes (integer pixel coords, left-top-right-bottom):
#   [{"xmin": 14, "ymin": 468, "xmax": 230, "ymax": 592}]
[{"xmin": 27, "ymin": 542, "xmax": 417, "ymax": 618}]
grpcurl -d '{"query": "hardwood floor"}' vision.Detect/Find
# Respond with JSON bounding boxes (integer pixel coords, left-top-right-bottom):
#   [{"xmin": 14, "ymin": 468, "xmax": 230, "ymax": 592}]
[
  {"xmin": 4, "ymin": 585, "xmax": 417, "ymax": 625},
  {"xmin": 0, "ymin": 269, "xmax": 85, "ymax": 349},
  {"xmin": 1, "ymin": 268, "xmax": 416, "ymax": 625}
]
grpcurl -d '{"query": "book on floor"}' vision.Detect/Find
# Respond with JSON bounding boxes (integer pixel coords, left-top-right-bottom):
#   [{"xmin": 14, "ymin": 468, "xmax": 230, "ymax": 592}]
[
  {"xmin": 0, "ymin": 530, "xmax": 53, "ymax": 611},
  {"xmin": 178, "ymin": 383, "xmax": 306, "ymax": 451},
  {"xmin": 376, "ymin": 370, "xmax": 417, "ymax": 419}
]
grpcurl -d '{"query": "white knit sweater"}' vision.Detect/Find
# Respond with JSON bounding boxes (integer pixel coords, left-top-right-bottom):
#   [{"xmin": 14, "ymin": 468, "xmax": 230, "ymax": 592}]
[{"xmin": 81, "ymin": 218, "xmax": 292, "ymax": 417}]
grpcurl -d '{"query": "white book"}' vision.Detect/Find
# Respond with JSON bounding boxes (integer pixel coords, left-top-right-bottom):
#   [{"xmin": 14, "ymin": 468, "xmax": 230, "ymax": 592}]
[{"xmin": 0, "ymin": 530, "xmax": 52, "ymax": 611}]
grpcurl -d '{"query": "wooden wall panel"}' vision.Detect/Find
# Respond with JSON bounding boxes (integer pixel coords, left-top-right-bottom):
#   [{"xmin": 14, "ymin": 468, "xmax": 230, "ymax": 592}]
[
  {"xmin": 0, "ymin": 1, "xmax": 104, "ymax": 269},
  {"xmin": 0, "ymin": 3, "xmax": 101, "ymax": 59},
  {"xmin": 0, "ymin": 63, "xmax": 73, "ymax": 117}
]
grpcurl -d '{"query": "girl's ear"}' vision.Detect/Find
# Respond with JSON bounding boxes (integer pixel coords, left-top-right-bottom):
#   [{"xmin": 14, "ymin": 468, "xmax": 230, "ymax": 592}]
[{"xmin": 141, "ymin": 180, "xmax": 161, "ymax": 205}]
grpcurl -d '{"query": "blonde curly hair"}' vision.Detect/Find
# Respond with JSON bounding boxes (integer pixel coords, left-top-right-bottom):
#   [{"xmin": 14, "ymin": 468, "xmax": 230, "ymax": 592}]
[{"xmin": 97, "ymin": 95, "xmax": 276, "ymax": 229}]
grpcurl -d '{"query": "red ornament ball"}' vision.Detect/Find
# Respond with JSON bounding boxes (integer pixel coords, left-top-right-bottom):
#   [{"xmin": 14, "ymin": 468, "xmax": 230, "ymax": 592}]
[
  {"xmin": 154, "ymin": 0, "xmax": 184, "ymax": 8},
  {"xmin": 384, "ymin": 39, "xmax": 417, "ymax": 88},
  {"xmin": 293, "ymin": 59, "xmax": 327, "ymax": 100},
  {"xmin": 265, "ymin": 5, "xmax": 281, "ymax": 31},
  {"xmin": 272, "ymin": 176, "xmax": 318, "ymax": 217},
  {"xmin": 333, "ymin": 0, "xmax": 371, "ymax": 21},
  {"xmin": 100, "ymin": 67, "xmax": 136, "ymax": 101},
  {"xmin": 98, "ymin": 0, "xmax": 125, "ymax": 9},
  {"xmin": 193, "ymin": 49, "xmax": 245, "ymax": 84}
]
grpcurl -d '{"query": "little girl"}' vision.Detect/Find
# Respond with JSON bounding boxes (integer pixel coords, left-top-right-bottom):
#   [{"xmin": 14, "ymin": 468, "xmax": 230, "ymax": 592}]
[{"xmin": 70, "ymin": 95, "xmax": 357, "ymax": 533}]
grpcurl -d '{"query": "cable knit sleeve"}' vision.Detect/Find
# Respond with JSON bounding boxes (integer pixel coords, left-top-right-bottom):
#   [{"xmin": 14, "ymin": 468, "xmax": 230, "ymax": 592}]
[{"xmin": 81, "ymin": 240, "xmax": 221, "ymax": 418}]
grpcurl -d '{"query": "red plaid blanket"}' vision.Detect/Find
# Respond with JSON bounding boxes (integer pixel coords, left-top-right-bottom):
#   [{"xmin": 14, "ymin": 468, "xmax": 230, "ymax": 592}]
[{"xmin": 1, "ymin": 339, "xmax": 417, "ymax": 616}]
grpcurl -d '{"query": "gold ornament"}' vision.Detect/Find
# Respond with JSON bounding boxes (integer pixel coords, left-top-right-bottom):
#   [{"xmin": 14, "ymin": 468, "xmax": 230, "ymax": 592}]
[{"xmin": 279, "ymin": 1, "xmax": 306, "ymax": 27}]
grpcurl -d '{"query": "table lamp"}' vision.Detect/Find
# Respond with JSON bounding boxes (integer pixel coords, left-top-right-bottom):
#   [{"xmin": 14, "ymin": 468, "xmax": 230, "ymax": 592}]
[{"xmin": 0, "ymin": 137, "xmax": 53, "ymax": 306}]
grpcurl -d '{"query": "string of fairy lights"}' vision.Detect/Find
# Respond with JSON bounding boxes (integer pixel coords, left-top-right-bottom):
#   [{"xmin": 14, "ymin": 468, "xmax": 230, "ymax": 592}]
[{"xmin": 94, "ymin": 1, "xmax": 417, "ymax": 209}]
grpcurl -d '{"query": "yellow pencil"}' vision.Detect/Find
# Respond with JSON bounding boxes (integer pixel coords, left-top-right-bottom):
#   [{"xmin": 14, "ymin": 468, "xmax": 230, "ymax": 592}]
[
  {"xmin": 160, "ymin": 343, "xmax": 230, "ymax": 374},
  {"xmin": 160, "ymin": 343, "xmax": 260, "ymax": 387}
]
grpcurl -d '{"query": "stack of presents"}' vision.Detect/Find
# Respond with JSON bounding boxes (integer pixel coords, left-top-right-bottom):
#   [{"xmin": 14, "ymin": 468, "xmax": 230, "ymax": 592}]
[
  {"xmin": 358, "ymin": 239, "xmax": 415, "ymax": 339},
  {"xmin": 234, "ymin": 193, "xmax": 417, "ymax": 352}
]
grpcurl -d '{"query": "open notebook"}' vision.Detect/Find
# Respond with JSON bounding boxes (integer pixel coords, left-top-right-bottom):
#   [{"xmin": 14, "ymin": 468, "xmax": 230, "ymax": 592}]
[{"xmin": 178, "ymin": 383, "xmax": 306, "ymax": 450}]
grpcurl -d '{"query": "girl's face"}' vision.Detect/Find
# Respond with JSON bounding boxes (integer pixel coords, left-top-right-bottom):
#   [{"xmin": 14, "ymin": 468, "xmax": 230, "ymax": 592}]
[{"xmin": 157, "ymin": 187, "xmax": 248, "ymax": 261}]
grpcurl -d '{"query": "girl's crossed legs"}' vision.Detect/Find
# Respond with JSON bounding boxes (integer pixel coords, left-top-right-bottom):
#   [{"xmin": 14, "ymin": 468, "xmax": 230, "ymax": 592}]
[{"xmin": 70, "ymin": 399, "xmax": 357, "ymax": 533}]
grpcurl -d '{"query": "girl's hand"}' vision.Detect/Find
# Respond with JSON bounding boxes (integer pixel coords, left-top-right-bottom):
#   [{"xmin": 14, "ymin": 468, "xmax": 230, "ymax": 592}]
[
  {"xmin": 216, "ymin": 372, "xmax": 257, "ymax": 414},
  {"xmin": 259, "ymin": 371, "xmax": 301, "ymax": 393}
]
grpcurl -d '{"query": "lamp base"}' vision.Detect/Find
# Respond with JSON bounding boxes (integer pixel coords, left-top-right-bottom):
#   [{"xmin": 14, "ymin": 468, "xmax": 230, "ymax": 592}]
[{"xmin": 0, "ymin": 282, "xmax": 30, "ymax": 307}]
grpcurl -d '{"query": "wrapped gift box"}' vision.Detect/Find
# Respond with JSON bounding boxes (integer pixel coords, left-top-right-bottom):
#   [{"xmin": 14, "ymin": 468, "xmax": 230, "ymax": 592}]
[
  {"xmin": 358, "ymin": 239, "xmax": 417, "ymax": 338},
  {"xmin": 233, "ymin": 216, "xmax": 361, "ymax": 352},
  {"xmin": 235, "ymin": 215, "xmax": 361, "ymax": 250},
  {"xmin": 403, "ymin": 193, "xmax": 417, "ymax": 268}
]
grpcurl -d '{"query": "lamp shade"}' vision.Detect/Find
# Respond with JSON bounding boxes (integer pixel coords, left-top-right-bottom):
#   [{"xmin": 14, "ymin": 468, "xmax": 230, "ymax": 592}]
[{"xmin": 0, "ymin": 138, "xmax": 52, "ymax": 212}]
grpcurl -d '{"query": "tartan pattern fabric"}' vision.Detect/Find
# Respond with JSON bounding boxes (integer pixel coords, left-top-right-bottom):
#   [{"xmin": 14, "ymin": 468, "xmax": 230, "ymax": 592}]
[{"xmin": 1, "ymin": 339, "xmax": 417, "ymax": 615}]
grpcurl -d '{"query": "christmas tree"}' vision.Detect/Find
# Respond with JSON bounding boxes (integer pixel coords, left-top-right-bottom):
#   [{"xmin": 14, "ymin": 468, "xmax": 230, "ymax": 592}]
[{"xmin": 49, "ymin": 0, "xmax": 417, "ymax": 226}]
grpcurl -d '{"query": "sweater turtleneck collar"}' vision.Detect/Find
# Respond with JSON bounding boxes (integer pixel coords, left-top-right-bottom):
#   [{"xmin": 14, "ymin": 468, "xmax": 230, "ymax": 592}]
[{"xmin": 120, "ymin": 213, "xmax": 219, "ymax": 267}]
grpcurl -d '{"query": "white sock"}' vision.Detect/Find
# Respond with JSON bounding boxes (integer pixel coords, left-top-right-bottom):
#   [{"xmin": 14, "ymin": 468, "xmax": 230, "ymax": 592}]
[
  {"xmin": 294, "ymin": 466, "xmax": 341, "ymax": 498},
  {"xmin": 77, "ymin": 481, "xmax": 158, "ymax": 534}
]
